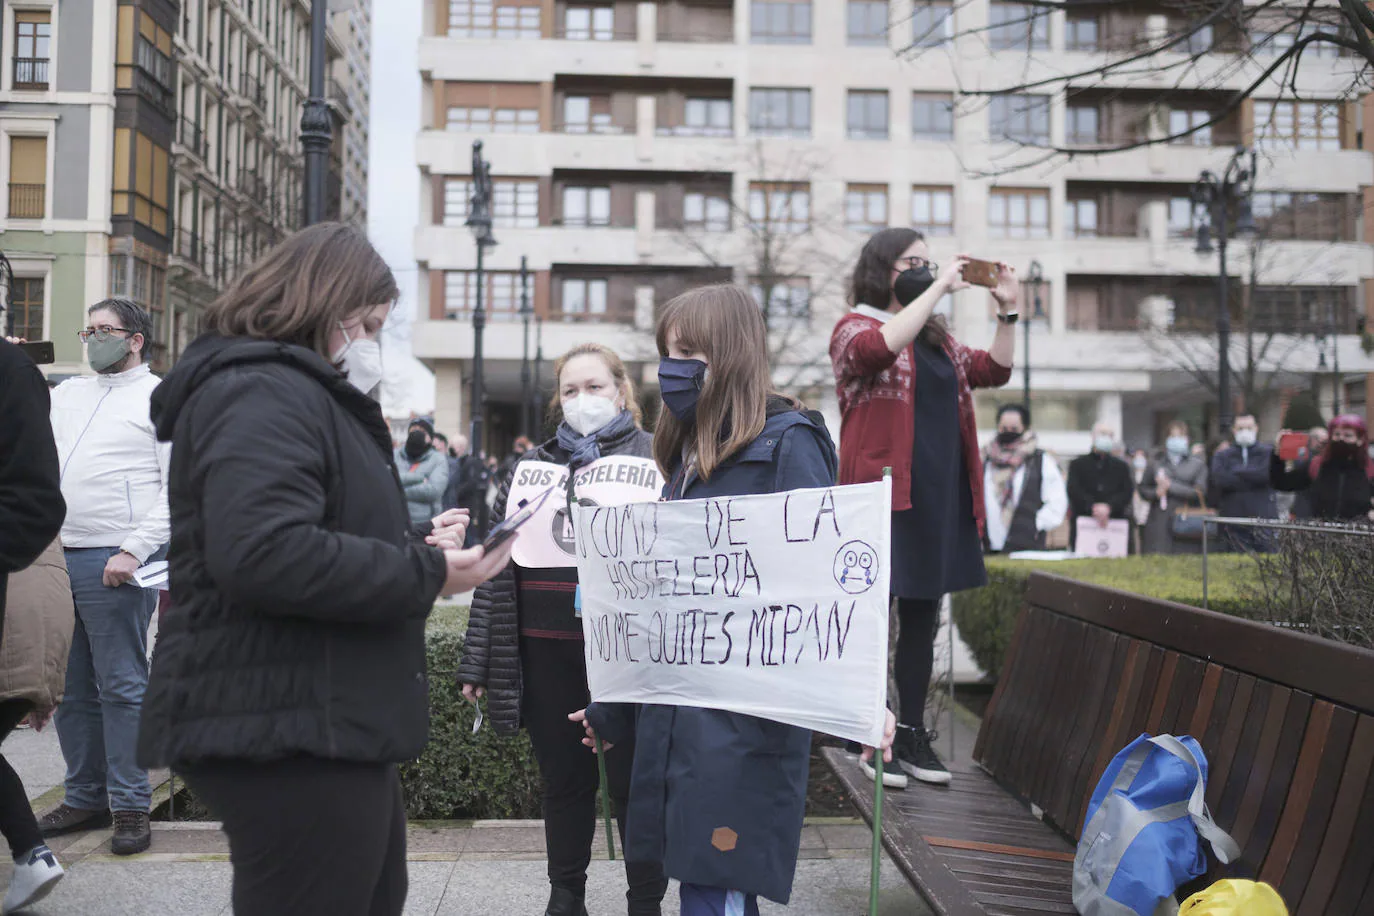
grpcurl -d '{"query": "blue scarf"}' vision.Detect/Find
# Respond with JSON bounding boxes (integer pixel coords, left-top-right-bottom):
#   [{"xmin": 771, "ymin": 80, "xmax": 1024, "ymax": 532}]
[{"xmin": 556, "ymin": 410, "xmax": 637, "ymax": 471}]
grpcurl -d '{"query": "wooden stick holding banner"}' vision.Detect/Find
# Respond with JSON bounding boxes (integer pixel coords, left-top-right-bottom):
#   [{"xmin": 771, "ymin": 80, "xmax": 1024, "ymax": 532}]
[{"xmin": 870, "ymin": 467, "xmax": 891, "ymax": 916}]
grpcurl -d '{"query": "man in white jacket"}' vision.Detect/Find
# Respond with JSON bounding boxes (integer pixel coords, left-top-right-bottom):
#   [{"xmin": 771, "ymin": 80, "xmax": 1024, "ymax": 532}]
[{"xmin": 39, "ymin": 298, "xmax": 169, "ymax": 858}]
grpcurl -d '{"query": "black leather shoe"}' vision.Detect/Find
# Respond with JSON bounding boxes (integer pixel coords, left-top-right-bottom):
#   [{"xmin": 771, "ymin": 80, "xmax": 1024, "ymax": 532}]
[
  {"xmin": 38, "ymin": 804, "xmax": 112, "ymax": 838},
  {"xmin": 110, "ymin": 810, "xmax": 151, "ymax": 856},
  {"xmin": 545, "ymin": 886, "xmax": 589, "ymax": 916}
]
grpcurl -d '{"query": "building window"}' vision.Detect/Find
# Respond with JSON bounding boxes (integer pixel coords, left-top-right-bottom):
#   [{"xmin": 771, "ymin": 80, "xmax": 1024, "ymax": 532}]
[
  {"xmin": 750, "ymin": 278, "xmax": 811, "ymax": 321},
  {"xmin": 5, "ymin": 277, "xmax": 44, "ymax": 340},
  {"xmin": 1168, "ymin": 197, "xmax": 1193, "ymax": 237},
  {"xmin": 448, "ymin": 0, "xmax": 541, "ymax": 37},
  {"xmin": 1182, "ymin": 24, "xmax": 1213, "ymax": 54},
  {"xmin": 446, "ymin": 106, "xmax": 538, "ymax": 133},
  {"xmin": 445, "ymin": 270, "xmax": 522, "ymax": 319},
  {"xmin": 911, "ymin": 1, "xmax": 952, "ymax": 47},
  {"xmin": 562, "ymin": 186, "xmax": 611, "ymax": 227},
  {"xmin": 988, "ymin": 188, "xmax": 1050, "ymax": 239},
  {"xmin": 1065, "ymin": 198, "xmax": 1098, "ymax": 238},
  {"xmin": 564, "ymin": 5, "xmax": 614, "ymax": 40},
  {"xmin": 1065, "ymin": 14, "xmax": 1098, "ymax": 50},
  {"xmin": 912, "ymin": 92, "xmax": 954, "ymax": 140},
  {"xmin": 1066, "ymin": 105, "xmax": 1099, "ymax": 145},
  {"xmin": 751, "ymin": 0, "xmax": 811, "ymax": 44},
  {"xmin": 990, "ymin": 94, "xmax": 1051, "ymax": 144},
  {"xmin": 748, "ymin": 182, "xmax": 810, "ymax": 234},
  {"xmin": 115, "ymin": 7, "xmax": 175, "ymax": 114},
  {"xmin": 1251, "ymin": 22, "xmax": 1343, "ymax": 58},
  {"xmin": 1253, "ymin": 191, "xmax": 1352, "ymax": 240},
  {"xmin": 13, "ymin": 11, "xmax": 51, "ymax": 90},
  {"xmin": 749, "ymin": 87, "xmax": 811, "ymax": 138},
  {"xmin": 445, "ymin": 178, "xmax": 537, "ymax": 228},
  {"xmin": 561, "ymin": 96, "xmax": 619, "ymax": 134},
  {"xmin": 1254, "ymin": 100, "xmax": 1341, "ymax": 151},
  {"xmin": 684, "ymin": 191, "xmax": 731, "ymax": 231},
  {"xmin": 111, "ymin": 130, "xmax": 169, "ymax": 234},
  {"xmin": 560, "ymin": 278, "xmax": 609, "ymax": 317},
  {"xmin": 846, "ymin": 184, "xmax": 888, "ymax": 233},
  {"xmin": 7, "ymin": 136, "xmax": 47, "ymax": 219},
  {"xmin": 847, "ymin": 0, "xmax": 887, "ymax": 46},
  {"xmin": 989, "ymin": 3, "xmax": 1049, "ymax": 50},
  {"xmin": 1168, "ymin": 109, "xmax": 1212, "ymax": 146},
  {"xmin": 911, "ymin": 186, "xmax": 954, "ymax": 236},
  {"xmin": 847, "ymin": 90, "xmax": 889, "ymax": 140},
  {"xmin": 677, "ymin": 98, "xmax": 732, "ymax": 137}
]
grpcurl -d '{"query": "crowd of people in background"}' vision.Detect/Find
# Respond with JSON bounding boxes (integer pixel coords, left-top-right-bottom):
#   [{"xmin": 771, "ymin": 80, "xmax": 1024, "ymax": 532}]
[{"xmin": 1, "ymin": 217, "xmax": 1372, "ymax": 916}]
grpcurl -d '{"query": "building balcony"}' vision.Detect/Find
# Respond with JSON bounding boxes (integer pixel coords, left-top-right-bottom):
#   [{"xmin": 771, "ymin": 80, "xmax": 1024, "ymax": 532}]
[
  {"xmin": 7, "ymin": 183, "xmax": 44, "ymax": 219},
  {"xmin": 237, "ymin": 170, "xmax": 270, "ymax": 208},
  {"xmin": 418, "ymin": 128, "xmax": 732, "ymax": 176},
  {"xmin": 175, "ymin": 118, "xmax": 209, "ymax": 162},
  {"xmin": 240, "ymin": 73, "xmax": 268, "ymax": 113},
  {"xmin": 411, "ymin": 315, "xmax": 651, "ymax": 364},
  {"xmin": 416, "ymin": 224, "xmax": 717, "ymax": 270},
  {"xmin": 12, "ymin": 57, "xmax": 48, "ymax": 91}
]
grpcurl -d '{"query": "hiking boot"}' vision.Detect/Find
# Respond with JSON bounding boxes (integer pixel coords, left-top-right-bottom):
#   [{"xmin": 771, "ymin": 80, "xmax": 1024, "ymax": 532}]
[
  {"xmin": 544, "ymin": 886, "xmax": 589, "ymax": 916},
  {"xmin": 895, "ymin": 725, "xmax": 952, "ymax": 786},
  {"xmin": 860, "ymin": 752, "xmax": 910, "ymax": 790},
  {"xmin": 37, "ymin": 804, "xmax": 111, "ymax": 838},
  {"xmin": 110, "ymin": 810, "xmax": 151, "ymax": 857},
  {"xmin": 3, "ymin": 844, "xmax": 63, "ymax": 913}
]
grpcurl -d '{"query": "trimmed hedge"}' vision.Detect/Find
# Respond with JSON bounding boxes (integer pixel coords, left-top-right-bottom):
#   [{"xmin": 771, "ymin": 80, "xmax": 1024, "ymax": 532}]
[
  {"xmin": 950, "ymin": 555, "xmax": 1255, "ymax": 682},
  {"xmin": 398, "ymin": 604, "xmax": 544, "ymax": 821}
]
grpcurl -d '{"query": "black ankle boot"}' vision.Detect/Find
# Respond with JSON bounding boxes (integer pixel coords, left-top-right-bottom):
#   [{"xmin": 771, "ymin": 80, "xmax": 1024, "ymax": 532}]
[{"xmin": 545, "ymin": 886, "xmax": 589, "ymax": 916}]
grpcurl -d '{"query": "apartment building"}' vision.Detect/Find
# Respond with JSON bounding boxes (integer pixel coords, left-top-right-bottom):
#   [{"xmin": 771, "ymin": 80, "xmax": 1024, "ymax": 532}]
[
  {"xmin": 413, "ymin": 0, "xmax": 1374, "ymax": 453},
  {"xmin": 1, "ymin": 0, "xmax": 359, "ymax": 376},
  {"xmin": 330, "ymin": 0, "xmax": 370, "ymax": 227}
]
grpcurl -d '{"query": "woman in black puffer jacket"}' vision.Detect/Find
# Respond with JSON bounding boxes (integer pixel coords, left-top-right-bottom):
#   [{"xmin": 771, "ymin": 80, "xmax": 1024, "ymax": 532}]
[
  {"xmin": 138, "ymin": 225, "xmax": 513, "ymax": 916},
  {"xmin": 458, "ymin": 343, "xmax": 667, "ymax": 916}
]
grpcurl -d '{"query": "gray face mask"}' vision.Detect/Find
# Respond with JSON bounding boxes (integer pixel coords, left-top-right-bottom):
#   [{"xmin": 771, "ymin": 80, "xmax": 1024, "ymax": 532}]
[{"xmin": 88, "ymin": 335, "xmax": 132, "ymax": 373}]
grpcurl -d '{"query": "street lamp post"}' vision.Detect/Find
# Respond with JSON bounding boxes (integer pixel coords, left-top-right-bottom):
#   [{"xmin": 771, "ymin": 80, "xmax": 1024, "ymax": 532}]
[
  {"xmin": 1024, "ymin": 260, "xmax": 1044, "ymax": 407},
  {"xmin": 300, "ymin": 0, "xmax": 331, "ymax": 226},
  {"xmin": 1191, "ymin": 146, "xmax": 1258, "ymax": 436},
  {"xmin": 466, "ymin": 140, "xmax": 497, "ymax": 532},
  {"xmin": 531, "ymin": 307, "xmax": 545, "ymax": 440},
  {"xmin": 519, "ymin": 256, "xmax": 533, "ymax": 437}
]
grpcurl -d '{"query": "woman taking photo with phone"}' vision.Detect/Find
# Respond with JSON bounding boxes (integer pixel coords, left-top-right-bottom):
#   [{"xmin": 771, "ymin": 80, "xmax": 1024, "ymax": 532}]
[
  {"xmin": 1270, "ymin": 414, "xmax": 1374, "ymax": 522},
  {"xmin": 458, "ymin": 343, "xmax": 667, "ymax": 916},
  {"xmin": 573, "ymin": 285, "xmax": 895, "ymax": 916},
  {"xmin": 830, "ymin": 227, "xmax": 1017, "ymax": 789},
  {"xmin": 137, "ymin": 223, "xmax": 514, "ymax": 916}
]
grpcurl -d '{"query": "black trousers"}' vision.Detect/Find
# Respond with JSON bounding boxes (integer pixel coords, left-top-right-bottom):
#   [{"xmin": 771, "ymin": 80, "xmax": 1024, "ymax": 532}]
[
  {"xmin": 181, "ymin": 757, "xmax": 407, "ymax": 916},
  {"xmin": 521, "ymin": 636, "xmax": 667, "ymax": 906},
  {"xmin": 894, "ymin": 599, "xmax": 942, "ymax": 729},
  {"xmin": 0, "ymin": 698, "xmax": 41, "ymax": 859}
]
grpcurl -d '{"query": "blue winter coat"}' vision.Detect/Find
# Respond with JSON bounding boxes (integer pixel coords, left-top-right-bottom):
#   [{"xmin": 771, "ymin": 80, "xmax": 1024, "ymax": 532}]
[
  {"xmin": 1210, "ymin": 443, "xmax": 1277, "ymax": 520},
  {"xmin": 587, "ymin": 402, "xmax": 839, "ymax": 905}
]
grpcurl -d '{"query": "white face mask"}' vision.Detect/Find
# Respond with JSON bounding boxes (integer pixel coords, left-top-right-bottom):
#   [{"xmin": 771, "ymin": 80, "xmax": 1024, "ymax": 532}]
[
  {"xmin": 1094, "ymin": 435, "xmax": 1115, "ymax": 454},
  {"xmin": 1133, "ymin": 456, "xmax": 1148, "ymax": 471},
  {"xmin": 1233, "ymin": 429, "xmax": 1257, "ymax": 448},
  {"xmin": 562, "ymin": 393, "xmax": 620, "ymax": 437},
  {"xmin": 333, "ymin": 322, "xmax": 384, "ymax": 395}
]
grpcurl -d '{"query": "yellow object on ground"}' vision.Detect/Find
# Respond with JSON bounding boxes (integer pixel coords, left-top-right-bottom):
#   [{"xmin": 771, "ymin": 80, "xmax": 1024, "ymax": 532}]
[{"xmin": 1179, "ymin": 879, "xmax": 1288, "ymax": 915}]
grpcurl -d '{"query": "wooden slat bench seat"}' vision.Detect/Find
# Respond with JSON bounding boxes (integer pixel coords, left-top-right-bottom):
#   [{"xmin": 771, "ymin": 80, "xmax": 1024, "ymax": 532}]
[{"xmin": 825, "ymin": 572, "xmax": 1374, "ymax": 916}]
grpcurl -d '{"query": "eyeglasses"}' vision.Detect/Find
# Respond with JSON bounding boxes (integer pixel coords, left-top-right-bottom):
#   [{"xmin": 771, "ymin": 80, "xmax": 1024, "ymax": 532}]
[
  {"xmin": 77, "ymin": 326, "xmax": 133, "ymax": 342},
  {"xmin": 895, "ymin": 256, "xmax": 938, "ymax": 273}
]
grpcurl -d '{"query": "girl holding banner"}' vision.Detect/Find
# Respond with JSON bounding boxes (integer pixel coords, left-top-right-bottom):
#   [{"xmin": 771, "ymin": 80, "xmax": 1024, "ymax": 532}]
[
  {"xmin": 458, "ymin": 343, "xmax": 668, "ymax": 916},
  {"xmin": 574, "ymin": 285, "xmax": 895, "ymax": 916},
  {"xmin": 830, "ymin": 228, "xmax": 1017, "ymax": 788}
]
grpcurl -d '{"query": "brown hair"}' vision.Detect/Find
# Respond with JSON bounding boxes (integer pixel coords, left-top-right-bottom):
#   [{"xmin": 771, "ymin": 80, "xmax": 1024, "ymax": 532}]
[
  {"xmin": 548, "ymin": 342, "xmax": 643, "ymax": 426},
  {"xmin": 848, "ymin": 226, "xmax": 950, "ymax": 349},
  {"xmin": 203, "ymin": 223, "xmax": 399, "ymax": 359},
  {"xmin": 1167, "ymin": 420, "xmax": 1191, "ymax": 439},
  {"xmin": 652, "ymin": 284, "xmax": 796, "ymax": 480}
]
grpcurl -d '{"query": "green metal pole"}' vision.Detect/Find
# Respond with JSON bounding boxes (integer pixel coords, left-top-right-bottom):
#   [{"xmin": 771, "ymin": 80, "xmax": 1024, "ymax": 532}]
[
  {"xmin": 871, "ymin": 465, "xmax": 893, "ymax": 916},
  {"xmin": 596, "ymin": 737, "xmax": 617, "ymax": 860}
]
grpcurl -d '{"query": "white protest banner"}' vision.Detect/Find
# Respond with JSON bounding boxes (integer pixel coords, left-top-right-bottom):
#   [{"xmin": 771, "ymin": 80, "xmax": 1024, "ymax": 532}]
[
  {"xmin": 1074, "ymin": 518, "xmax": 1130, "ymax": 558},
  {"xmin": 573, "ymin": 480, "xmax": 892, "ymax": 748},
  {"xmin": 508, "ymin": 455, "xmax": 662, "ymax": 569}
]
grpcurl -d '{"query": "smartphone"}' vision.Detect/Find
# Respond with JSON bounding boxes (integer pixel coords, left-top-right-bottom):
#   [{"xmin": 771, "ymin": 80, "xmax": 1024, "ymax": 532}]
[
  {"xmin": 482, "ymin": 485, "xmax": 556, "ymax": 551},
  {"xmin": 16, "ymin": 341, "xmax": 55, "ymax": 365},
  {"xmin": 962, "ymin": 258, "xmax": 1000, "ymax": 288},
  {"xmin": 1277, "ymin": 432, "xmax": 1308, "ymax": 462}
]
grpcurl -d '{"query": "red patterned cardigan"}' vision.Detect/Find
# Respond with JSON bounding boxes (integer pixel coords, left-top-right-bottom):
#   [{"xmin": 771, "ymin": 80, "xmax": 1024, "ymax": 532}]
[{"xmin": 829, "ymin": 306, "xmax": 1013, "ymax": 534}]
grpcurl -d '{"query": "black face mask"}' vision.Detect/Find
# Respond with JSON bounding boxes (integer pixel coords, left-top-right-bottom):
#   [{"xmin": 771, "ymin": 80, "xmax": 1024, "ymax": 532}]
[
  {"xmin": 404, "ymin": 431, "xmax": 431, "ymax": 460},
  {"xmin": 996, "ymin": 430, "xmax": 1023, "ymax": 447},
  {"xmin": 1329, "ymin": 440, "xmax": 1362, "ymax": 464},
  {"xmin": 893, "ymin": 267, "xmax": 936, "ymax": 307}
]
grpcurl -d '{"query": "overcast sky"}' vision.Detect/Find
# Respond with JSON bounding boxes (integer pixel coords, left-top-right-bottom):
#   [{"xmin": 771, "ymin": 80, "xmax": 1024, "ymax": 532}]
[{"xmin": 367, "ymin": 0, "xmax": 435, "ymax": 416}]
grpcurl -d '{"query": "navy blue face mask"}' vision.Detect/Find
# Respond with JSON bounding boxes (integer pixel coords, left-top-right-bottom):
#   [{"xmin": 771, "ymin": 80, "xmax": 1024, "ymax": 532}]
[
  {"xmin": 893, "ymin": 267, "xmax": 935, "ymax": 307},
  {"xmin": 658, "ymin": 356, "xmax": 708, "ymax": 424}
]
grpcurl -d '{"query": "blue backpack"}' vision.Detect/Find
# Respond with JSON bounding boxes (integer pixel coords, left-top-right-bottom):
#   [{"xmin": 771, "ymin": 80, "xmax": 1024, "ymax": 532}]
[{"xmin": 1073, "ymin": 734, "xmax": 1241, "ymax": 916}]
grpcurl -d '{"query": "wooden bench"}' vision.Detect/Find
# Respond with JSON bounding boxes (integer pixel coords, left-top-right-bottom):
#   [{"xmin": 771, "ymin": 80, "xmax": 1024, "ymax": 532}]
[{"xmin": 825, "ymin": 572, "xmax": 1374, "ymax": 916}]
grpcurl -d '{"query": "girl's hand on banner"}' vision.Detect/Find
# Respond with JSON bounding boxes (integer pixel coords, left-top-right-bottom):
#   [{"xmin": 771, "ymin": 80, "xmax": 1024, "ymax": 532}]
[
  {"xmin": 568, "ymin": 708, "xmax": 612, "ymax": 752},
  {"xmin": 427, "ymin": 509, "xmax": 471, "ymax": 548},
  {"xmin": 461, "ymin": 683, "xmax": 485, "ymax": 704},
  {"xmin": 860, "ymin": 709, "xmax": 898, "ymax": 764}
]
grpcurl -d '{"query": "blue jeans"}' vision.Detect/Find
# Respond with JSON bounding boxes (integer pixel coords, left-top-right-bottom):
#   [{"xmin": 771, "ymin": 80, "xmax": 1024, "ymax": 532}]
[
  {"xmin": 679, "ymin": 884, "xmax": 760, "ymax": 916},
  {"xmin": 56, "ymin": 547, "xmax": 158, "ymax": 813}
]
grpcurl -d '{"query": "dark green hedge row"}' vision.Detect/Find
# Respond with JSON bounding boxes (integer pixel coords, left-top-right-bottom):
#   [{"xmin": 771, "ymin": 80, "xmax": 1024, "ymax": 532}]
[{"xmin": 950, "ymin": 555, "xmax": 1255, "ymax": 682}]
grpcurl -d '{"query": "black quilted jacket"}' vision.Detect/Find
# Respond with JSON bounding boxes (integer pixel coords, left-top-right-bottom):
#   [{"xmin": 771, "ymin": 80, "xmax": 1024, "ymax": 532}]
[{"xmin": 456, "ymin": 421, "xmax": 653, "ymax": 735}]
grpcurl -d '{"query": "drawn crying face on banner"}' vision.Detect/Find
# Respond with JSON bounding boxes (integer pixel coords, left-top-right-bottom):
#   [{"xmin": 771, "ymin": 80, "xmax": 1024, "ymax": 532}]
[{"xmin": 834, "ymin": 540, "xmax": 879, "ymax": 595}]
